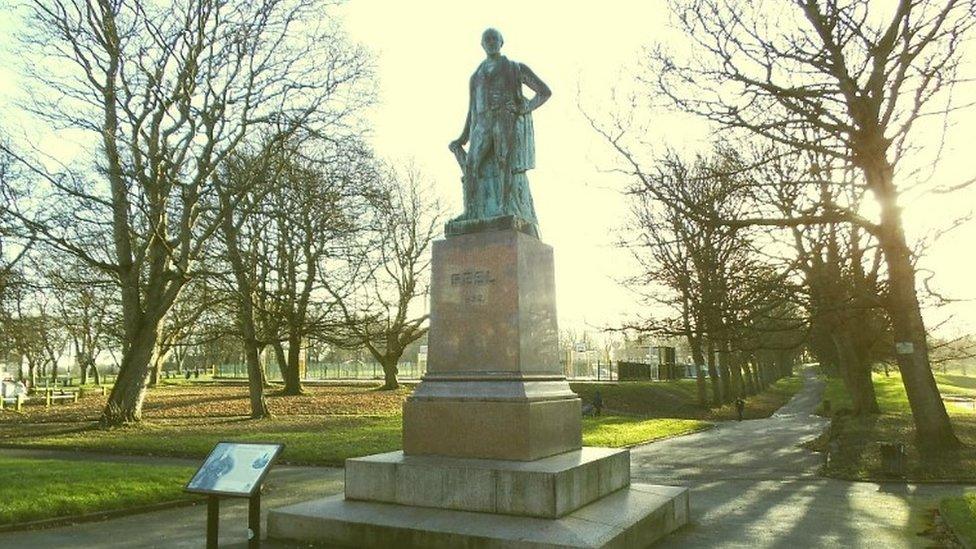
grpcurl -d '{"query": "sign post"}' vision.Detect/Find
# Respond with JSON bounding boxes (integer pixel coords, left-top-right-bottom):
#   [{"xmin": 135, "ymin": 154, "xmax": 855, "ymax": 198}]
[
  {"xmin": 207, "ymin": 496, "xmax": 220, "ymax": 547},
  {"xmin": 185, "ymin": 442, "xmax": 284, "ymax": 549}
]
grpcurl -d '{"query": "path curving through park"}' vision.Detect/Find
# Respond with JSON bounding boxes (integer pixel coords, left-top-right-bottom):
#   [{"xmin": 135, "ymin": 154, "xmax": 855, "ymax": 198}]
[{"xmin": 640, "ymin": 367, "xmax": 967, "ymax": 548}]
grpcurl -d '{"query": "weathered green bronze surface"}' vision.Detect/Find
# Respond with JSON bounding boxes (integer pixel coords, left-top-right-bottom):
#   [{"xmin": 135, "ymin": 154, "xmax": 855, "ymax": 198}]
[{"xmin": 447, "ymin": 28, "xmax": 551, "ymax": 238}]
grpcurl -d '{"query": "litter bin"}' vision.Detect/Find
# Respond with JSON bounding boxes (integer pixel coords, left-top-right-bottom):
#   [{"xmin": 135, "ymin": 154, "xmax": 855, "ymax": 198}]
[{"xmin": 879, "ymin": 442, "xmax": 906, "ymax": 477}]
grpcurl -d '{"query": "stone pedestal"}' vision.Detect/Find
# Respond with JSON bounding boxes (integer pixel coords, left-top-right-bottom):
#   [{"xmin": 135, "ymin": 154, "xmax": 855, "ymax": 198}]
[
  {"xmin": 269, "ymin": 483, "xmax": 689, "ymax": 549},
  {"xmin": 267, "ymin": 229, "xmax": 689, "ymax": 548},
  {"xmin": 403, "ymin": 229, "xmax": 581, "ymax": 461},
  {"xmin": 344, "ymin": 448, "xmax": 630, "ymax": 518}
]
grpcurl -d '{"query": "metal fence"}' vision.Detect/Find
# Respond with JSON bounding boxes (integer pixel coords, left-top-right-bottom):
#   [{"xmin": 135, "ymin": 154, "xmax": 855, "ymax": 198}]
[
  {"xmin": 214, "ymin": 361, "xmax": 427, "ymax": 381},
  {"xmin": 214, "ymin": 360, "xmax": 628, "ymax": 382},
  {"xmin": 563, "ymin": 360, "xmax": 618, "ymax": 381}
]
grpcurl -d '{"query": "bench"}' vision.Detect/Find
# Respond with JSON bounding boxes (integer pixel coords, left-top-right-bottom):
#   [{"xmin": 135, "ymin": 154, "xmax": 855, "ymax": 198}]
[
  {"xmin": 38, "ymin": 386, "xmax": 107, "ymax": 398},
  {"xmin": 0, "ymin": 394, "xmax": 26, "ymax": 411},
  {"xmin": 0, "ymin": 392, "xmax": 79, "ymax": 411},
  {"xmin": 42, "ymin": 392, "xmax": 80, "ymax": 406}
]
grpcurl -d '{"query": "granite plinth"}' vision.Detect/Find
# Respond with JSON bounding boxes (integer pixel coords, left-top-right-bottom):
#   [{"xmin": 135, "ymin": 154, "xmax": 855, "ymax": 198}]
[
  {"xmin": 404, "ymin": 229, "xmax": 579, "ymax": 460},
  {"xmin": 425, "ymin": 229, "xmax": 559, "ymax": 376},
  {"xmin": 403, "ymin": 390, "xmax": 581, "ymax": 460},
  {"xmin": 345, "ymin": 448, "xmax": 629, "ymax": 518},
  {"xmin": 268, "ymin": 482, "xmax": 689, "ymax": 549},
  {"xmin": 445, "ymin": 214, "xmax": 539, "ymax": 238}
]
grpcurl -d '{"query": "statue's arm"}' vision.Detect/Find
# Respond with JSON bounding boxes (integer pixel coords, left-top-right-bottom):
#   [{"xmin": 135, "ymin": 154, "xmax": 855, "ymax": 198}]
[
  {"xmin": 519, "ymin": 63, "xmax": 551, "ymax": 114},
  {"xmin": 457, "ymin": 108, "xmax": 472, "ymax": 144},
  {"xmin": 451, "ymin": 74, "xmax": 475, "ymax": 150}
]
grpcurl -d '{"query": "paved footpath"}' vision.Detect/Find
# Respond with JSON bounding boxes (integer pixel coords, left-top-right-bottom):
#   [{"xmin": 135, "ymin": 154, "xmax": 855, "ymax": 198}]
[
  {"xmin": 641, "ymin": 368, "xmax": 969, "ymax": 548},
  {"xmin": 0, "ymin": 452, "xmax": 345, "ymax": 548},
  {"xmin": 1, "ymin": 369, "xmax": 970, "ymax": 548}
]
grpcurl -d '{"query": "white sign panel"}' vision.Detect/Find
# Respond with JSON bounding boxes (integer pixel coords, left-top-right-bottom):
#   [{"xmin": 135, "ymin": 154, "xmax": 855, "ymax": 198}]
[{"xmin": 185, "ymin": 442, "xmax": 282, "ymax": 497}]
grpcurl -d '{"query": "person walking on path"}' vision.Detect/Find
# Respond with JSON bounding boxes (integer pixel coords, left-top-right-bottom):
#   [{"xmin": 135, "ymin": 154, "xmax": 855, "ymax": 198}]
[{"xmin": 735, "ymin": 397, "xmax": 745, "ymax": 421}]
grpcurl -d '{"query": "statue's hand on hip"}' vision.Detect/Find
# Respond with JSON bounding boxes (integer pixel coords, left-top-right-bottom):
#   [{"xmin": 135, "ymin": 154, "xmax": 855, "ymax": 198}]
[
  {"xmin": 449, "ymin": 140, "xmax": 465, "ymax": 155},
  {"xmin": 506, "ymin": 100, "xmax": 528, "ymax": 116}
]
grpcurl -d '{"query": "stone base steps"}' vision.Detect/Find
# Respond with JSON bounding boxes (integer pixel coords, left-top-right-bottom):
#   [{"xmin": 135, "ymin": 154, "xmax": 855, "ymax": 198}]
[{"xmin": 268, "ymin": 482, "xmax": 688, "ymax": 548}]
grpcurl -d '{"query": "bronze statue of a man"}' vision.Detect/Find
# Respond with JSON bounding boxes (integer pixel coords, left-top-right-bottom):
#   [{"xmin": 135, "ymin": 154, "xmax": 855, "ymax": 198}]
[{"xmin": 448, "ymin": 28, "xmax": 551, "ymax": 236}]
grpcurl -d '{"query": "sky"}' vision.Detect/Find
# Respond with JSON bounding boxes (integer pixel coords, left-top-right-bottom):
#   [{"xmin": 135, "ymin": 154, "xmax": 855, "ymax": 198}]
[
  {"xmin": 0, "ymin": 0, "xmax": 974, "ymax": 337},
  {"xmin": 335, "ymin": 0, "xmax": 976, "ymax": 336},
  {"xmin": 332, "ymin": 1, "xmax": 706, "ymax": 333}
]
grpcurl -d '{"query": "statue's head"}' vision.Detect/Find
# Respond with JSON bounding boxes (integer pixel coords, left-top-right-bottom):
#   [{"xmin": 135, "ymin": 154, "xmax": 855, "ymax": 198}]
[{"xmin": 481, "ymin": 28, "xmax": 503, "ymax": 56}]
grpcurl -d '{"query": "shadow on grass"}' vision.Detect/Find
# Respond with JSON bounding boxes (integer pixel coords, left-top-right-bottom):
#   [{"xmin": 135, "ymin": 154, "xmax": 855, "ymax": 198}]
[
  {"xmin": 143, "ymin": 393, "xmax": 242, "ymax": 412},
  {"xmin": 938, "ymin": 374, "xmax": 976, "ymax": 391}
]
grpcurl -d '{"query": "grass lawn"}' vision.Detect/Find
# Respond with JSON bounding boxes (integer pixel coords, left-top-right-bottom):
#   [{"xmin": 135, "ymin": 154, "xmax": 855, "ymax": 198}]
[
  {"xmin": 941, "ymin": 493, "xmax": 976, "ymax": 548},
  {"xmin": 0, "ymin": 416, "xmax": 403, "ymax": 466},
  {"xmin": 0, "ymin": 457, "xmax": 195, "ymax": 527},
  {"xmin": 812, "ymin": 372, "xmax": 976, "ymax": 481},
  {"xmin": 572, "ymin": 375, "xmax": 803, "ymax": 421},
  {"xmin": 0, "ymin": 414, "xmax": 709, "ymax": 466},
  {"xmin": 582, "ymin": 416, "xmax": 710, "ymax": 447},
  {"xmin": 0, "ymin": 375, "xmax": 797, "ymax": 467}
]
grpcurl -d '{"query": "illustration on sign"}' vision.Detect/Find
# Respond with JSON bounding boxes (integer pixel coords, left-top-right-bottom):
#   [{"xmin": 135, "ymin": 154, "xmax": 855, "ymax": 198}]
[{"xmin": 186, "ymin": 442, "xmax": 282, "ymax": 496}]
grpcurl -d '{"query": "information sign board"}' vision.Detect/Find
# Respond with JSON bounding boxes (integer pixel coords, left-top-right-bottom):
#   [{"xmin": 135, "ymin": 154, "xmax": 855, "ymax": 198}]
[{"xmin": 185, "ymin": 442, "xmax": 283, "ymax": 497}]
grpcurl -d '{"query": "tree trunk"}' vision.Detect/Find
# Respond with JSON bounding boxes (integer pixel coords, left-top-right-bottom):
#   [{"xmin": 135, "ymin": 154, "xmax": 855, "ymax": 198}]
[
  {"xmin": 687, "ymin": 335, "xmax": 709, "ymax": 407},
  {"xmin": 832, "ymin": 331, "xmax": 879, "ymax": 415},
  {"xmin": 272, "ymin": 342, "xmax": 288, "ymax": 382},
  {"xmin": 91, "ymin": 362, "xmax": 101, "ymax": 386},
  {"xmin": 173, "ymin": 347, "xmax": 186, "ymax": 376},
  {"xmin": 380, "ymin": 358, "xmax": 399, "ymax": 390},
  {"xmin": 259, "ymin": 351, "xmax": 273, "ymax": 389},
  {"xmin": 244, "ymin": 339, "xmax": 270, "ymax": 419},
  {"xmin": 742, "ymin": 362, "xmax": 756, "ymax": 395},
  {"xmin": 101, "ymin": 322, "xmax": 159, "ymax": 426},
  {"xmin": 148, "ymin": 342, "xmax": 170, "ymax": 387},
  {"xmin": 717, "ymin": 349, "xmax": 733, "ymax": 402},
  {"xmin": 870, "ymin": 161, "xmax": 959, "ymax": 448},
  {"xmin": 220, "ymin": 205, "xmax": 270, "ymax": 419},
  {"xmin": 706, "ymin": 343, "xmax": 722, "ymax": 406},
  {"xmin": 695, "ymin": 368, "xmax": 708, "ymax": 406},
  {"xmin": 281, "ymin": 337, "xmax": 303, "ymax": 395}
]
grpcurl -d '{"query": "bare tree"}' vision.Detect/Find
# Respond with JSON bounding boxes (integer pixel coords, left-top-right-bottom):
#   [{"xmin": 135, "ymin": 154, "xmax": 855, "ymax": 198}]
[
  {"xmin": 327, "ymin": 166, "xmax": 443, "ymax": 390},
  {"xmin": 750, "ymin": 147, "xmax": 889, "ymax": 414},
  {"xmin": 646, "ymin": 0, "xmax": 974, "ymax": 447},
  {"xmin": 6, "ymin": 0, "xmax": 371, "ymax": 425},
  {"xmin": 212, "ymin": 134, "xmax": 377, "ymax": 411},
  {"xmin": 46, "ymin": 259, "xmax": 119, "ymax": 386},
  {"xmin": 263, "ymin": 142, "xmax": 377, "ymax": 394},
  {"xmin": 620, "ymin": 147, "xmax": 799, "ymax": 405},
  {"xmin": 0, "ymin": 141, "xmax": 35, "ymax": 351},
  {"xmin": 148, "ymin": 276, "xmax": 221, "ymax": 385},
  {"xmin": 6, "ymin": 279, "xmax": 68, "ymax": 387},
  {"xmin": 214, "ymin": 148, "xmax": 280, "ymax": 417}
]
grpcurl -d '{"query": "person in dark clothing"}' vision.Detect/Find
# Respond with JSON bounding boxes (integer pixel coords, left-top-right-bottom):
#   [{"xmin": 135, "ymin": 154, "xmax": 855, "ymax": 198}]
[
  {"xmin": 735, "ymin": 398, "xmax": 745, "ymax": 421},
  {"xmin": 593, "ymin": 390, "xmax": 603, "ymax": 417}
]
